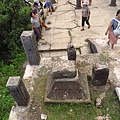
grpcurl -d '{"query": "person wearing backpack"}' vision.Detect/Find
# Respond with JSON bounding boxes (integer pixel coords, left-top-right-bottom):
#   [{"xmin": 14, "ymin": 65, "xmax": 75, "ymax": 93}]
[{"xmin": 105, "ymin": 10, "xmax": 120, "ymax": 49}]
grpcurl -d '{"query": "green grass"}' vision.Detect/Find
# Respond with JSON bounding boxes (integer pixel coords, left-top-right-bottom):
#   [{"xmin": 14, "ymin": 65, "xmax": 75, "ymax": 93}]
[
  {"xmin": 32, "ymin": 73, "xmax": 120, "ymax": 120},
  {"xmin": 99, "ymin": 54, "xmax": 110, "ymax": 62}
]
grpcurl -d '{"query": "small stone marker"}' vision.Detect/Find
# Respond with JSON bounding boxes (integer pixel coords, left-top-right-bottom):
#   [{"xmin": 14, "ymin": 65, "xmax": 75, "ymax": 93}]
[
  {"xmin": 67, "ymin": 44, "xmax": 76, "ymax": 61},
  {"xmin": 109, "ymin": 0, "xmax": 117, "ymax": 6},
  {"xmin": 44, "ymin": 59, "xmax": 91, "ymax": 103},
  {"xmin": 75, "ymin": 0, "xmax": 81, "ymax": 9},
  {"xmin": 6, "ymin": 76, "xmax": 30, "ymax": 106},
  {"xmin": 92, "ymin": 62, "xmax": 109, "ymax": 85}
]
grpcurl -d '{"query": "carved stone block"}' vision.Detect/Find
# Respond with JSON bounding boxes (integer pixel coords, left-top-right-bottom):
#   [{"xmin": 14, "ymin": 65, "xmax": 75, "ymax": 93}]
[{"xmin": 6, "ymin": 76, "xmax": 30, "ymax": 106}]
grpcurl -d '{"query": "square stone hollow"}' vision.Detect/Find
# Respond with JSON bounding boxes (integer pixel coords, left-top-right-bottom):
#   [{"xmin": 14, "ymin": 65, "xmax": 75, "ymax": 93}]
[{"xmin": 44, "ymin": 60, "xmax": 91, "ymax": 103}]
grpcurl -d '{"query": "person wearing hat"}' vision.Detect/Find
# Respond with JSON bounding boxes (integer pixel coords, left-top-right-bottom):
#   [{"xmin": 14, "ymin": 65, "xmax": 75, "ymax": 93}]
[{"xmin": 81, "ymin": 2, "xmax": 90, "ymax": 31}]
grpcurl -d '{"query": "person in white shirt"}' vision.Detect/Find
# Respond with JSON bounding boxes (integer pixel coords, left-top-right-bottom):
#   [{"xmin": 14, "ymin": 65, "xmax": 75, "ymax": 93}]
[
  {"xmin": 30, "ymin": 10, "xmax": 42, "ymax": 42},
  {"xmin": 32, "ymin": 2, "xmax": 51, "ymax": 30}
]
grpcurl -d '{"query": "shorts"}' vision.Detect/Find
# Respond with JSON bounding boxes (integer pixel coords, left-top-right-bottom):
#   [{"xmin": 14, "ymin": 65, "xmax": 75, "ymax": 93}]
[{"xmin": 45, "ymin": 1, "xmax": 51, "ymax": 8}]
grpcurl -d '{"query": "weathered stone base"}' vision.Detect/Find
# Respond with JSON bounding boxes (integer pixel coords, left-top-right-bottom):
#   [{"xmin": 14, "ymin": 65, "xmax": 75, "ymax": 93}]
[{"xmin": 44, "ymin": 71, "xmax": 91, "ymax": 103}]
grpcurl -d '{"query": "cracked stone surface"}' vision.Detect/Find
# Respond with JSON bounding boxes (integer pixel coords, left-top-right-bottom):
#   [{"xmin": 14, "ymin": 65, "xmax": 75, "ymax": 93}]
[{"xmin": 38, "ymin": 0, "xmax": 120, "ymax": 51}]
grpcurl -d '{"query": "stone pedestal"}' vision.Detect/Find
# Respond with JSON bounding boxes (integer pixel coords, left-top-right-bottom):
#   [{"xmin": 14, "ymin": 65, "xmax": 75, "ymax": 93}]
[
  {"xmin": 109, "ymin": 0, "xmax": 116, "ymax": 6},
  {"xmin": 92, "ymin": 62, "xmax": 109, "ymax": 86},
  {"xmin": 67, "ymin": 44, "xmax": 76, "ymax": 61},
  {"xmin": 46, "ymin": 76, "xmax": 82, "ymax": 100},
  {"xmin": 6, "ymin": 76, "xmax": 30, "ymax": 106},
  {"xmin": 75, "ymin": 0, "xmax": 81, "ymax": 9},
  {"xmin": 44, "ymin": 59, "xmax": 91, "ymax": 103},
  {"xmin": 20, "ymin": 31, "xmax": 40, "ymax": 65}
]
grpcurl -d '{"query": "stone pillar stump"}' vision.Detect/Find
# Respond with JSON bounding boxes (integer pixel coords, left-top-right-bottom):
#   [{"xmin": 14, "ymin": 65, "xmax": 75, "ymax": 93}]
[
  {"xmin": 20, "ymin": 31, "xmax": 40, "ymax": 65},
  {"xmin": 6, "ymin": 76, "xmax": 30, "ymax": 106},
  {"xmin": 92, "ymin": 62, "xmax": 109, "ymax": 85},
  {"xmin": 109, "ymin": 0, "xmax": 117, "ymax": 6}
]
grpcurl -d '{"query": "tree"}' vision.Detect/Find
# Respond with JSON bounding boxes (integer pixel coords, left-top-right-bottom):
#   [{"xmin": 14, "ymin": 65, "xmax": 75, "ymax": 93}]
[
  {"xmin": 0, "ymin": 1, "xmax": 32, "ymax": 119},
  {"xmin": 0, "ymin": 0, "xmax": 31, "ymax": 64}
]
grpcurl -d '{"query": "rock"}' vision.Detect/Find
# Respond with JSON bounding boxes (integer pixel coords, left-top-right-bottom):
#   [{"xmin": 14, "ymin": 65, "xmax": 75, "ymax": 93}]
[
  {"xmin": 70, "ymin": 108, "xmax": 73, "ymax": 112},
  {"xmin": 41, "ymin": 41, "xmax": 47, "ymax": 45},
  {"xmin": 41, "ymin": 113, "xmax": 47, "ymax": 120},
  {"xmin": 95, "ymin": 116, "xmax": 103, "ymax": 120},
  {"xmin": 95, "ymin": 114, "xmax": 111, "ymax": 120},
  {"xmin": 23, "ymin": 65, "xmax": 34, "ymax": 80},
  {"xmin": 86, "ymin": 38, "xmax": 102, "ymax": 54},
  {"xmin": 115, "ymin": 87, "xmax": 120, "ymax": 101},
  {"xmin": 95, "ymin": 98, "xmax": 102, "ymax": 108},
  {"xmin": 51, "ymin": 60, "xmax": 77, "ymax": 79}
]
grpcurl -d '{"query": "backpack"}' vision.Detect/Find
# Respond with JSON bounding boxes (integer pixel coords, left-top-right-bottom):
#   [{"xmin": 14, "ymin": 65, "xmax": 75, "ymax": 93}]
[{"xmin": 113, "ymin": 18, "xmax": 120, "ymax": 36}]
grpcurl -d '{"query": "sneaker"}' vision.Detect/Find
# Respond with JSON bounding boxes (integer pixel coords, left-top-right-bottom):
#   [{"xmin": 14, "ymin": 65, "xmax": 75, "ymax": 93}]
[
  {"xmin": 39, "ymin": 37, "xmax": 44, "ymax": 41},
  {"xmin": 81, "ymin": 28, "xmax": 84, "ymax": 31},
  {"xmin": 88, "ymin": 25, "xmax": 90, "ymax": 29}
]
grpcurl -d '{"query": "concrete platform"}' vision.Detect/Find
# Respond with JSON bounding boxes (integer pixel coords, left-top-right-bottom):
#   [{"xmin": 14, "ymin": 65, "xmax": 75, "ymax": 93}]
[{"xmin": 38, "ymin": 0, "xmax": 120, "ymax": 52}]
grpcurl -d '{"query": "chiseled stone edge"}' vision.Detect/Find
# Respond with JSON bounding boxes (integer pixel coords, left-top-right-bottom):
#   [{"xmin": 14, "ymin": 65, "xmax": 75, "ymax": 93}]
[
  {"xmin": 44, "ymin": 71, "xmax": 91, "ymax": 103},
  {"xmin": 85, "ymin": 38, "xmax": 102, "ymax": 54}
]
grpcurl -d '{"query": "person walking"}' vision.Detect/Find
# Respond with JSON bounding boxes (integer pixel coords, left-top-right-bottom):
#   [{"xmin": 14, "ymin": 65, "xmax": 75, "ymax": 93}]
[
  {"xmin": 44, "ymin": 0, "xmax": 52, "ymax": 15},
  {"xmin": 105, "ymin": 9, "xmax": 120, "ymax": 49},
  {"xmin": 81, "ymin": 2, "xmax": 90, "ymax": 31},
  {"xmin": 30, "ymin": 10, "xmax": 42, "ymax": 42}
]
